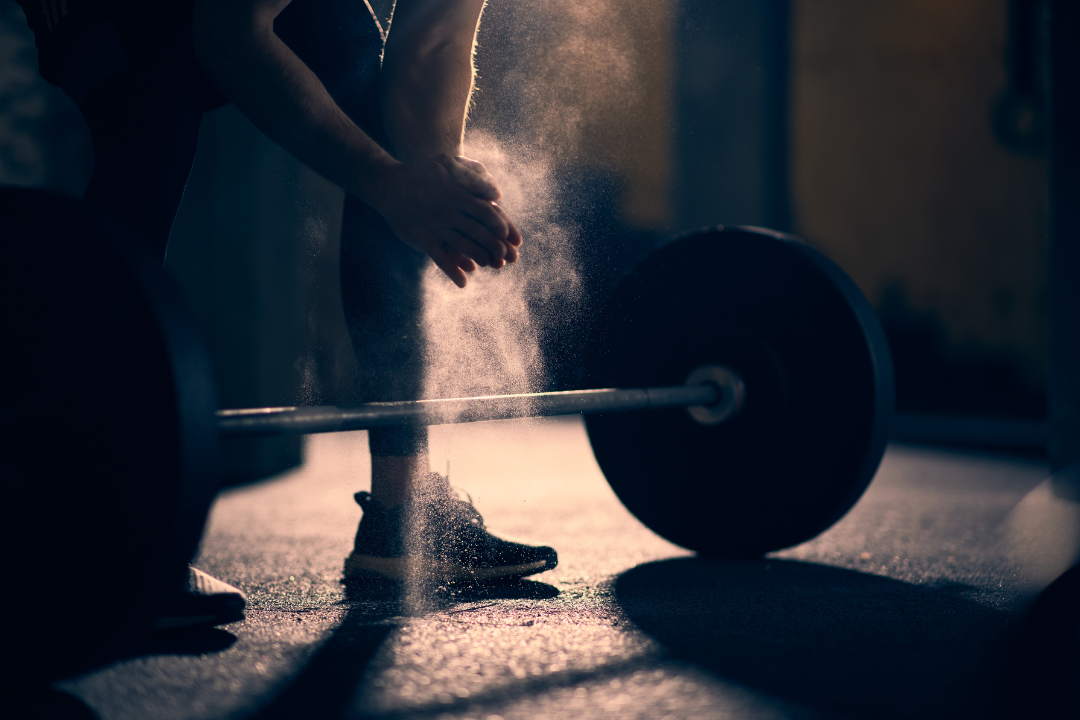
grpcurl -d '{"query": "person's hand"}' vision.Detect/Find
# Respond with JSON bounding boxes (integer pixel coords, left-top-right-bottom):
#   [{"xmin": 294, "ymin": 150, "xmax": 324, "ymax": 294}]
[
  {"xmin": 443, "ymin": 155, "xmax": 523, "ymax": 266},
  {"xmin": 373, "ymin": 154, "xmax": 523, "ymax": 288}
]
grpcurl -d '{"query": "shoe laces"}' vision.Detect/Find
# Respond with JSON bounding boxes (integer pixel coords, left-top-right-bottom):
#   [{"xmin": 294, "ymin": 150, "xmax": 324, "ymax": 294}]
[
  {"xmin": 429, "ymin": 474, "xmax": 485, "ymax": 529},
  {"xmin": 353, "ymin": 476, "xmax": 485, "ymax": 528}
]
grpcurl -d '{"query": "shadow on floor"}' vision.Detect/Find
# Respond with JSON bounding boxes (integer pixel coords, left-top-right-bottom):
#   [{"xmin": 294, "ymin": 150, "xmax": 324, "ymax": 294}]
[
  {"xmin": 125, "ymin": 626, "xmax": 239, "ymax": 658},
  {"xmin": 343, "ymin": 576, "xmax": 561, "ymax": 605},
  {"xmin": 3, "ymin": 687, "xmax": 101, "ymax": 720},
  {"xmin": 439, "ymin": 579, "xmax": 562, "ymax": 602},
  {"xmin": 998, "ymin": 562, "xmax": 1080, "ymax": 720},
  {"xmin": 253, "ymin": 602, "xmax": 397, "ymax": 720},
  {"xmin": 255, "ymin": 578, "xmax": 561, "ymax": 719},
  {"xmin": 614, "ymin": 557, "xmax": 1017, "ymax": 720}
]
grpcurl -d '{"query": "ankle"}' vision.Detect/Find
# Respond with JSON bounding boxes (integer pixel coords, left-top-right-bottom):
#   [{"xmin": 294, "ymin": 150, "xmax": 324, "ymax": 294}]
[{"xmin": 369, "ymin": 455, "xmax": 440, "ymax": 507}]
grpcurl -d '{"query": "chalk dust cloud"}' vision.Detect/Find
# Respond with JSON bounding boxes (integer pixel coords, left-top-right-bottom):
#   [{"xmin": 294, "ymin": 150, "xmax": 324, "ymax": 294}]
[
  {"xmin": 409, "ymin": 2, "xmax": 664, "ymax": 602},
  {"xmin": 420, "ymin": 0, "xmax": 672, "ymax": 405},
  {"xmin": 419, "ymin": 134, "xmax": 581, "ymax": 406}
]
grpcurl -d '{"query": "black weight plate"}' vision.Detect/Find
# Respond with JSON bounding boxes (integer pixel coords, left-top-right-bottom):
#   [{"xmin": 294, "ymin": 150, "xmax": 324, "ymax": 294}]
[
  {"xmin": 584, "ymin": 227, "xmax": 893, "ymax": 557},
  {"xmin": 0, "ymin": 188, "xmax": 219, "ymax": 681}
]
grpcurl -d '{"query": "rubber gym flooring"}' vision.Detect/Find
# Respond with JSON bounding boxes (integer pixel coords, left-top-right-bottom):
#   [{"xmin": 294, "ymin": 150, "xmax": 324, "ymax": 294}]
[{"xmin": 56, "ymin": 416, "xmax": 1056, "ymax": 719}]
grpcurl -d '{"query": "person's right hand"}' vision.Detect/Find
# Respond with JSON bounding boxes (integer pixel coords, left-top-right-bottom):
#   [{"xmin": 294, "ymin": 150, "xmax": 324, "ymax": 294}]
[{"xmin": 373, "ymin": 154, "xmax": 523, "ymax": 288}]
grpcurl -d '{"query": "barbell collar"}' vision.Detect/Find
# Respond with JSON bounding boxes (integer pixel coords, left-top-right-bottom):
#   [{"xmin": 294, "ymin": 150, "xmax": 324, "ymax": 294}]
[{"xmin": 217, "ymin": 381, "xmax": 727, "ymax": 438}]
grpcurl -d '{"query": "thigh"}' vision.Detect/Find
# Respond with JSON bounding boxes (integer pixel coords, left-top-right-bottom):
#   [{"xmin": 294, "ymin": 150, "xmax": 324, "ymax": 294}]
[
  {"xmin": 339, "ymin": 193, "xmax": 429, "ymax": 402},
  {"xmin": 276, "ymin": 2, "xmax": 429, "ymax": 401}
]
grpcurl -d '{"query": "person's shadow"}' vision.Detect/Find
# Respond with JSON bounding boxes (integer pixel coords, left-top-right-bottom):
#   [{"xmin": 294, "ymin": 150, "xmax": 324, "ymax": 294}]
[{"xmin": 614, "ymin": 557, "xmax": 1018, "ymax": 720}]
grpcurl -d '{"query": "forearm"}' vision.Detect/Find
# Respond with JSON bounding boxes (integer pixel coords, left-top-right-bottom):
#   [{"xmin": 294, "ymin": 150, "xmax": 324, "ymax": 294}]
[
  {"xmin": 381, "ymin": 0, "xmax": 487, "ymax": 162},
  {"xmin": 192, "ymin": 0, "xmax": 517, "ymax": 288},
  {"xmin": 192, "ymin": 0, "xmax": 398, "ymax": 206}
]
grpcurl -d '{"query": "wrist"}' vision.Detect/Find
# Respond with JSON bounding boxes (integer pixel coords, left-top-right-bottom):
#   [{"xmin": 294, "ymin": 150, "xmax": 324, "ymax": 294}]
[{"xmin": 350, "ymin": 153, "xmax": 402, "ymax": 211}]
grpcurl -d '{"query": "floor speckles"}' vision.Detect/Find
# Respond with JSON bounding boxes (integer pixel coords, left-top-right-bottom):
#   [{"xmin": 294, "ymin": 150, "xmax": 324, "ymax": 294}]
[{"xmin": 56, "ymin": 419, "xmax": 1051, "ymax": 719}]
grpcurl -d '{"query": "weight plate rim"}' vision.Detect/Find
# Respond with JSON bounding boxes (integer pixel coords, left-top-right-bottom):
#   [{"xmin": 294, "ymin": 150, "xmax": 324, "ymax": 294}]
[
  {"xmin": 781, "ymin": 231, "xmax": 894, "ymax": 544},
  {"xmin": 584, "ymin": 226, "xmax": 894, "ymax": 557}
]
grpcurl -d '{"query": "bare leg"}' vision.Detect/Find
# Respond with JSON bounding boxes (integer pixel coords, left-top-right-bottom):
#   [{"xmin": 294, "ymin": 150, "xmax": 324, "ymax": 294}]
[
  {"xmin": 367, "ymin": 427, "xmax": 435, "ymax": 506},
  {"xmin": 370, "ymin": 455, "xmax": 433, "ymax": 507}
]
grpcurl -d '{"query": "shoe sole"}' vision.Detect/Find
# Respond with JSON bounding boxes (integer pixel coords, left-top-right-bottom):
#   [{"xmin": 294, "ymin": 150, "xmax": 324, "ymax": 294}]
[
  {"xmin": 150, "ymin": 601, "xmax": 246, "ymax": 631},
  {"xmin": 151, "ymin": 568, "xmax": 248, "ymax": 630},
  {"xmin": 344, "ymin": 553, "xmax": 554, "ymax": 584}
]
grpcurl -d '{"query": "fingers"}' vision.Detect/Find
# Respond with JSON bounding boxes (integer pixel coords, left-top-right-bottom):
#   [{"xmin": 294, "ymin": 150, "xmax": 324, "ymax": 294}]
[
  {"xmin": 454, "ymin": 156, "xmax": 489, "ymax": 175},
  {"xmin": 432, "ymin": 155, "xmax": 521, "ymax": 253},
  {"xmin": 384, "ymin": 156, "xmax": 525, "ymax": 284},
  {"xmin": 454, "ymin": 157, "xmax": 500, "ymax": 196},
  {"xmin": 504, "ymin": 240, "xmax": 519, "ymax": 265},
  {"xmin": 412, "ymin": 227, "xmax": 518, "ymax": 290},
  {"xmin": 449, "ymin": 247, "xmax": 477, "ymax": 273},
  {"xmin": 427, "ymin": 243, "xmax": 470, "ymax": 288},
  {"xmin": 447, "ymin": 199, "xmax": 522, "ymax": 268},
  {"xmin": 441, "ymin": 230, "xmax": 519, "ymax": 270},
  {"xmin": 438, "ymin": 230, "xmax": 503, "ymax": 270},
  {"xmin": 450, "ymin": 214, "xmax": 510, "ymax": 267},
  {"xmin": 460, "ymin": 193, "xmax": 511, "ymax": 241},
  {"xmin": 491, "ymin": 204, "xmax": 522, "ymax": 247},
  {"xmin": 436, "ymin": 154, "xmax": 500, "ymax": 201}
]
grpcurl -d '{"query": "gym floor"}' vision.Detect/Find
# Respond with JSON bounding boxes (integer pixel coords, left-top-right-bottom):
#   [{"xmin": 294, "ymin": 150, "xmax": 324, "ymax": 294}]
[{"xmin": 58, "ymin": 416, "xmax": 1053, "ymax": 719}]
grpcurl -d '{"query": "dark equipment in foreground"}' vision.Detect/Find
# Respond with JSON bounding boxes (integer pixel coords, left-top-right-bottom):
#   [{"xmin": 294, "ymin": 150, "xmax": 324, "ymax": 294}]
[
  {"xmin": 1, "ymin": 189, "xmax": 220, "ymax": 684},
  {"xmin": 1, "ymin": 188, "xmax": 892, "ymax": 682}
]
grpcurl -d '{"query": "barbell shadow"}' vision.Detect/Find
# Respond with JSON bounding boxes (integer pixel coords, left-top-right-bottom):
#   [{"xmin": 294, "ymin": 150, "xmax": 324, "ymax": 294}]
[
  {"xmin": 252, "ymin": 604, "xmax": 397, "ymax": 720},
  {"xmin": 614, "ymin": 557, "xmax": 1015, "ymax": 720}
]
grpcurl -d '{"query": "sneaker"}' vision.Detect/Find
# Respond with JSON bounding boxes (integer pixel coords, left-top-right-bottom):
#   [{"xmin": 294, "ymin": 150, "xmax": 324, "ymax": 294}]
[
  {"xmin": 151, "ymin": 566, "xmax": 247, "ymax": 630},
  {"xmin": 343, "ymin": 479, "xmax": 558, "ymax": 585}
]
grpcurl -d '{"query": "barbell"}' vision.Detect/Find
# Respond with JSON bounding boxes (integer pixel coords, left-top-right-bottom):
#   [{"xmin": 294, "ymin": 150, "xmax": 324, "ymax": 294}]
[
  {"xmin": 215, "ymin": 366, "xmax": 744, "ymax": 435},
  {"xmin": 0, "ymin": 187, "xmax": 892, "ymax": 681}
]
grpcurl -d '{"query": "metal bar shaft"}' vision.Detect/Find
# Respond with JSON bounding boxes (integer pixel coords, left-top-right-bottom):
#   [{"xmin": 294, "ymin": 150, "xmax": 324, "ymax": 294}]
[{"xmin": 216, "ymin": 384, "xmax": 720, "ymax": 438}]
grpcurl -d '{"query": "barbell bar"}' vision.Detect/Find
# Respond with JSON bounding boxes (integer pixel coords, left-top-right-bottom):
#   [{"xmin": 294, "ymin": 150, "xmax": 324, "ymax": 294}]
[{"xmin": 215, "ymin": 365, "xmax": 745, "ymax": 437}]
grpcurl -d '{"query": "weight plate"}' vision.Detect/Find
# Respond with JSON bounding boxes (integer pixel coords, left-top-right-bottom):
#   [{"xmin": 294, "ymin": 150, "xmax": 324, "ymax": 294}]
[
  {"xmin": 0, "ymin": 188, "xmax": 219, "ymax": 680},
  {"xmin": 584, "ymin": 227, "xmax": 893, "ymax": 557}
]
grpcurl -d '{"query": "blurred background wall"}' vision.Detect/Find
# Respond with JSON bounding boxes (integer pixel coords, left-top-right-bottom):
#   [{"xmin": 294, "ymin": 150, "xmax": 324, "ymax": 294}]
[
  {"xmin": 0, "ymin": 0, "xmax": 1051, "ymax": 482},
  {"xmin": 791, "ymin": 0, "xmax": 1048, "ymax": 422}
]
